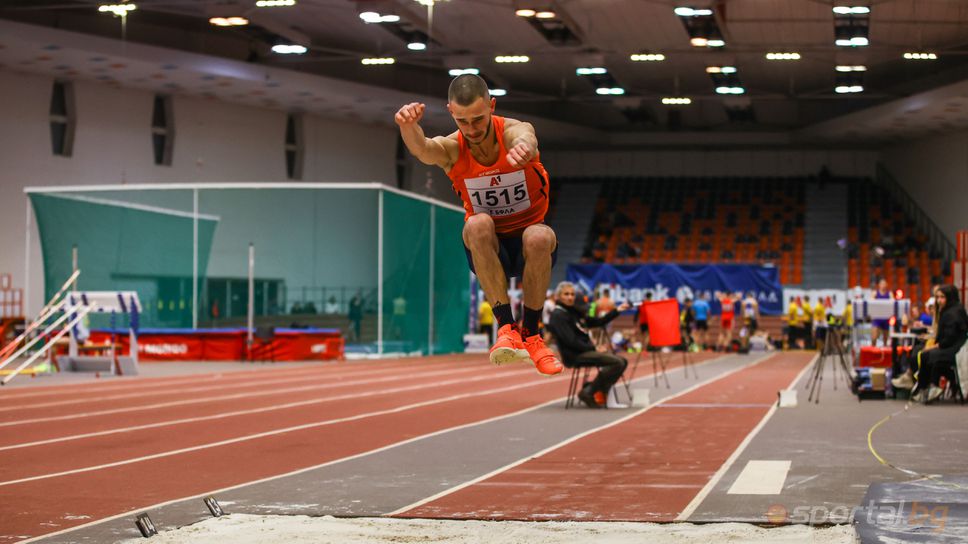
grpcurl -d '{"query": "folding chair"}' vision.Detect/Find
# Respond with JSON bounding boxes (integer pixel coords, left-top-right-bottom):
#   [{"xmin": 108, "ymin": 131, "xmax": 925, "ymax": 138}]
[{"xmin": 565, "ymin": 365, "xmax": 594, "ymax": 409}]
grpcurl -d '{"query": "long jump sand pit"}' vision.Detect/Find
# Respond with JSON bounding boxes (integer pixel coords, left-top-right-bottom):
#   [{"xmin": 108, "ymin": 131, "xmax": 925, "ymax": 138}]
[{"xmin": 125, "ymin": 514, "xmax": 855, "ymax": 543}]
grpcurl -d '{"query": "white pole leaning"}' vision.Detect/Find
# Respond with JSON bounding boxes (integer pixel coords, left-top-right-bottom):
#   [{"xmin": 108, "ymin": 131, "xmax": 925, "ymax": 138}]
[
  {"xmin": 247, "ymin": 243, "xmax": 255, "ymax": 351},
  {"xmin": 1, "ymin": 305, "xmax": 95, "ymax": 385}
]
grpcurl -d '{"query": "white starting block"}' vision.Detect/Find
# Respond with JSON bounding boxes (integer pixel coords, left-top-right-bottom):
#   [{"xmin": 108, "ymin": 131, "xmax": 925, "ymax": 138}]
[{"xmin": 61, "ymin": 291, "xmax": 141, "ymax": 376}]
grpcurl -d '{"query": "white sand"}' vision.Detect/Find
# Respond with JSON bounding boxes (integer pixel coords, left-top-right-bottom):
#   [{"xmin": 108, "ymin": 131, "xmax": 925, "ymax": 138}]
[{"xmin": 127, "ymin": 514, "xmax": 856, "ymax": 544}]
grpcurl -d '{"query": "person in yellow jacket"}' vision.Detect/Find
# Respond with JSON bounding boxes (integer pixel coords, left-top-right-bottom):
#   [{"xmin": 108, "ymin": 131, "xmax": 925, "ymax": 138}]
[
  {"xmin": 479, "ymin": 300, "xmax": 495, "ymax": 344},
  {"xmin": 813, "ymin": 298, "xmax": 828, "ymax": 352},
  {"xmin": 786, "ymin": 296, "xmax": 804, "ymax": 349}
]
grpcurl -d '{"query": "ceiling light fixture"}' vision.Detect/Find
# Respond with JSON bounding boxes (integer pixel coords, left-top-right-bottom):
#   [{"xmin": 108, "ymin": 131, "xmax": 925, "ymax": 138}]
[
  {"xmin": 596, "ymin": 87, "xmax": 625, "ymax": 95},
  {"xmin": 408, "ymin": 42, "xmax": 427, "ymax": 51},
  {"xmin": 662, "ymin": 97, "xmax": 692, "ymax": 105},
  {"xmin": 675, "ymin": 7, "xmax": 713, "ymax": 16},
  {"xmin": 256, "ymin": 0, "xmax": 296, "ymax": 6},
  {"xmin": 903, "ymin": 52, "xmax": 938, "ymax": 60},
  {"xmin": 361, "ymin": 57, "xmax": 395, "ymax": 65},
  {"xmin": 359, "ymin": 12, "xmax": 399, "ymax": 23},
  {"xmin": 490, "ymin": 89, "xmax": 508, "ymax": 96},
  {"xmin": 515, "ymin": 8, "xmax": 536, "ymax": 17},
  {"xmin": 836, "ymin": 36, "xmax": 868, "ymax": 47},
  {"xmin": 535, "ymin": 10, "xmax": 555, "ymax": 18},
  {"xmin": 715, "ymin": 86, "xmax": 745, "ymax": 94},
  {"xmin": 835, "ymin": 85, "xmax": 864, "ymax": 93},
  {"xmin": 271, "ymin": 44, "xmax": 307, "ymax": 54},
  {"xmin": 630, "ymin": 53, "xmax": 665, "ymax": 61},
  {"xmin": 835, "ymin": 65, "xmax": 866, "ymax": 72},
  {"xmin": 209, "ymin": 16, "xmax": 249, "ymax": 26},
  {"xmin": 448, "ymin": 68, "xmax": 480, "ymax": 76},
  {"xmin": 766, "ymin": 52, "xmax": 801, "ymax": 60},
  {"xmin": 690, "ymin": 37, "xmax": 708, "ymax": 47},
  {"xmin": 98, "ymin": 3, "xmax": 136, "ymax": 16},
  {"xmin": 495, "ymin": 55, "xmax": 530, "ymax": 63},
  {"xmin": 706, "ymin": 66, "xmax": 737, "ymax": 74},
  {"xmin": 706, "ymin": 39, "xmax": 725, "ymax": 47},
  {"xmin": 833, "ymin": 6, "xmax": 870, "ymax": 14},
  {"xmin": 576, "ymin": 67, "xmax": 607, "ymax": 75}
]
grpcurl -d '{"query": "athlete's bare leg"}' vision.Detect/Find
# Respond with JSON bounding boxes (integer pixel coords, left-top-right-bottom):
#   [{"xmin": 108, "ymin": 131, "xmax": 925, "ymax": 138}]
[
  {"xmin": 521, "ymin": 224, "xmax": 557, "ymax": 311},
  {"xmin": 463, "ymin": 214, "xmax": 509, "ymax": 305}
]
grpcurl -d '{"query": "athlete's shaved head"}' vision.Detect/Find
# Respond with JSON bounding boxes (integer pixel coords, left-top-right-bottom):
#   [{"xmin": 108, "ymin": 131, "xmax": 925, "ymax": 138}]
[{"xmin": 448, "ymin": 74, "xmax": 490, "ymax": 106}]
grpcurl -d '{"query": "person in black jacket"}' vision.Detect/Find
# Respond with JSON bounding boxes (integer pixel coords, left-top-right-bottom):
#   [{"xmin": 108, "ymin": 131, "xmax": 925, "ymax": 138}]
[
  {"xmin": 546, "ymin": 281, "xmax": 630, "ymax": 408},
  {"xmin": 892, "ymin": 284, "xmax": 968, "ymax": 402},
  {"xmin": 919, "ymin": 285, "xmax": 968, "ymax": 403}
]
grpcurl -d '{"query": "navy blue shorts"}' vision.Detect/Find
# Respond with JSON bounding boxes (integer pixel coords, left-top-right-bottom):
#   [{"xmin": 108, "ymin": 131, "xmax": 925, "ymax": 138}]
[{"xmin": 464, "ymin": 236, "xmax": 558, "ymax": 279}]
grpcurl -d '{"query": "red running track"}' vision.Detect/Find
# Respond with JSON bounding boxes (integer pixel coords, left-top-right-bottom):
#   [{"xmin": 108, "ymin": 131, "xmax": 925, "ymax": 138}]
[
  {"xmin": 0, "ymin": 352, "xmax": 710, "ymax": 542},
  {"xmin": 397, "ymin": 351, "xmax": 814, "ymax": 522}
]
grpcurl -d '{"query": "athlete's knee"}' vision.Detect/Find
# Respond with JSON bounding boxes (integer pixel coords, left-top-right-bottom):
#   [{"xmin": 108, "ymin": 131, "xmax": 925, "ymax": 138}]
[
  {"xmin": 522, "ymin": 225, "xmax": 556, "ymax": 256},
  {"xmin": 463, "ymin": 214, "xmax": 496, "ymax": 245}
]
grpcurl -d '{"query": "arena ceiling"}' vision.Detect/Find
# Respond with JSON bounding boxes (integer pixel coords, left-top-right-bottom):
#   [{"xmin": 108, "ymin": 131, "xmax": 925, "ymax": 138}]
[{"xmin": 3, "ymin": 0, "xmax": 968, "ymax": 141}]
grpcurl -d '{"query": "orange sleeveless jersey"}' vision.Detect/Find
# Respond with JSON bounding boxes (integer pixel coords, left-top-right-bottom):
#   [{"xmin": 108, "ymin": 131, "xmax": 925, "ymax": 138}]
[{"xmin": 447, "ymin": 115, "xmax": 550, "ymax": 236}]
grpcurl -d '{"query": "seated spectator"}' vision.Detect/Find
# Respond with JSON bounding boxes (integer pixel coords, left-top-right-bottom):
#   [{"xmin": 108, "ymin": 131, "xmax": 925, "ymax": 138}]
[
  {"xmin": 324, "ymin": 296, "xmax": 340, "ymax": 315},
  {"xmin": 891, "ymin": 285, "xmax": 968, "ymax": 402},
  {"xmin": 547, "ymin": 281, "xmax": 630, "ymax": 409}
]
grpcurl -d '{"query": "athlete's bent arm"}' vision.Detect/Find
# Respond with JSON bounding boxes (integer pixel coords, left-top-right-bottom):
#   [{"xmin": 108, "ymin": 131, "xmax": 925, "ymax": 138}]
[
  {"xmin": 394, "ymin": 102, "xmax": 456, "ymax": 170},
  {"xmin": 503, "ymin": 119, "xmax": 538, "ymax": 168}
]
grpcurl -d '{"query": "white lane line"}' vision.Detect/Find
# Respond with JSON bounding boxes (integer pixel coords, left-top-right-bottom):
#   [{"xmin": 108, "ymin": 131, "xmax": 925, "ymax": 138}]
[
  {"xmin": 0, "ymin": 368, "xmax": 533, "ymax": 452},
  {"xmin": 655, "ymin": 403, "xmax": 775, "ymax": 409},
  {"xmin": 675, "ymin": 353, "xmax": 818, "ymax": 521},
  {"xmin": 0, "ymin": 375, "xmax": 559, "ymax": 488},
  {"xmin": 0, "ymin": 354, "xmax": 472, "ymax": 402},
  {"xmin": 726, "ymin": 460, "xmax": 791, "ymax": 495},
  {"xmin": 0, "ymin": 358, "xmax": 469, "ymax": 411},
  {"xmin": 386, "ymin": 353, "xmax": 772, "ymax": 517},
  {"xmin": 0, "ymin": 364, "xmax": 494, "ymax": 428}
]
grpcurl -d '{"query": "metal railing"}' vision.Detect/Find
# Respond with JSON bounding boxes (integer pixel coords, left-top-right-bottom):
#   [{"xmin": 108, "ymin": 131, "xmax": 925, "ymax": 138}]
[{"xmin": 876, "ymin": 163, "xmax": 955, "ymax": 264}]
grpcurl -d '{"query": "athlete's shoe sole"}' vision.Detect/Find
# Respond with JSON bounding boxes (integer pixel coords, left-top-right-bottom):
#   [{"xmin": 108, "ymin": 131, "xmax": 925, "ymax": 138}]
[{"xmin": 489, "ymin": 347, "xmax": 531, "ymax": 366}]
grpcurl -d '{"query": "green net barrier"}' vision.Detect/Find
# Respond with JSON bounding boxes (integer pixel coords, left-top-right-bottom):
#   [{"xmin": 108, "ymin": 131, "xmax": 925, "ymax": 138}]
[
  {"xmin": 28, "ymin": 186, "xmax": 469, "ymax": 356},
  {"xmin": 29, "ymin": 191, "xmax": 213, "ymax": 328}
]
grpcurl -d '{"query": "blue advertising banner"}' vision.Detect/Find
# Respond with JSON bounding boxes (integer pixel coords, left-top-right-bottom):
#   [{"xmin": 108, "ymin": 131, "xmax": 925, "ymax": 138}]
[{"xmin": 565, "ymin": 263, "xmax": 783, "ymax": 315}]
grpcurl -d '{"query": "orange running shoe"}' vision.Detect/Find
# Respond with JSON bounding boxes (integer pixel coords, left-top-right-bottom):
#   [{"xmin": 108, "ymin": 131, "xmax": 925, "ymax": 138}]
[
  {"xmin": 489, "ymin": 324, "xmax": 529, "ymax": 365},
  {"xmin": 522, "ymin": 334, "xmax": 564, "ymax": 376}
]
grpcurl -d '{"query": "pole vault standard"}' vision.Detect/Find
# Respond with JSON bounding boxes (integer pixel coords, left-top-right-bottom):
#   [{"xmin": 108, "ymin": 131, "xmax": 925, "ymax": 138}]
[{"xmin": 247, "ymin": 242, "xmax": 255, "ymax": 357}]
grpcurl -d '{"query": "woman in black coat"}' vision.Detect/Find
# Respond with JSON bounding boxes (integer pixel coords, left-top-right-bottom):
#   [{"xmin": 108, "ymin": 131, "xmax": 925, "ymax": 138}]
[{"xmin": 919, "ymin": 284, "xmax": 968, "ymax": 403}]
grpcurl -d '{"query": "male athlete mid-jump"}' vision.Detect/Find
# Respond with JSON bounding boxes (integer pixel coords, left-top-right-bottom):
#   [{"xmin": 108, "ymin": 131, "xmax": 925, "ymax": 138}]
[{"xmin": 394, "ymin": 74, "xmax": 563, "ymax": 376}]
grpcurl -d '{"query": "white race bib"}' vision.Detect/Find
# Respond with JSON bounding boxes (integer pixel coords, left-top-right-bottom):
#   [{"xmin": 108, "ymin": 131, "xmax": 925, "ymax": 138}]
[{"xmin": 464, "ymin": 170, "xmax": 530, "ymax": 217}]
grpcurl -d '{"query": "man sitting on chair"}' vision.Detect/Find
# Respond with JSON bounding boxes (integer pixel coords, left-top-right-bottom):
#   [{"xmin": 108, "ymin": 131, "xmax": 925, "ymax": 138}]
[{"xmin": 547, "ymin": 281, "xmax": 630, "ymax": 408}]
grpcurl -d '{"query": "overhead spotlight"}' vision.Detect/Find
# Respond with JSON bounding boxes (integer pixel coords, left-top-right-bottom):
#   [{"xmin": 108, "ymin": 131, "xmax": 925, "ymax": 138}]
[
  {"xmin": 630, "ymin": 53, "xmax": 665, "ymax": 62},
  {"xmin": 535, "ymin": 10, "xmax": 555, "ymax": 18},
  {"xmin": 448, "ymin": 68, "xmax": 480, "ymax": 76},
  {"xmin": 98, "ymin": 3, "xmax": 136, "ymax": 16},
  {"xmin": 904, "ymin": 52, "xmax": 938, "ymax": 60},
  {"xmin": 833, "ymin": 6, "xmax": 870, "ymax": 14},
  {"xmin": 596, "ymin": 87, "xmax": 625, "ymax": 95},
  {"xmin": 835, "ymin": 65, "xmax": 866, "ymax": 72},
  {"xmin": 662, "ymin": 97, "xmax": 692, "ymax": 105},
  {"xmin": 271, "ymin": 44, "xmax": 307, "ymax": 54},
  {"xmin": 576, "ymin": 67, "xmax": 607, "ymax": 75},
  {"xmin": 715, "ymin": 86, "xmax": 745, "ymax": 94},
  {"xmin": 490, "ymin": 89, "xmax": 507, "ymax": 96},
  {"xmin": 408, "ymin": 42, "xmax": 427, "ymax": 51},
  {"xmin": 256, "ymin": 0, "xmax": 296, "ymax": 6},
  {"xmin": 361, "ymin": 57, "xmax": 395, "ymax": 65},
  {"xmin": 495, "ymin": 55, "xmax": 530, "ymax": 63},
  {"xmin": 675, "ymin": 7, "xmax": 713, "ymax": 16},
  {"xmin": 359, "ymin": 11, "xmax": 399, "ymax": 23},
  {"xmin": 706, "ymin": 66, "xmax": 737, "ymax": 74},
  {"xmin": 766, "ymin": 52, "xmax": 801, "ymax": 60},
  {"xmin": 834, "ymin": 85, "xmax": 863, "ymax": 93},
  {"xmin": 706, "ymin": 39, "xmax": 725, "ymax": 47},
  {"xmin": 690, "ymin": 37, "xmax": 708, "ymax": 47},
  {"xmin": 209, "ymin": 16, "xmax": 248, "ymax": 26},
  {"xmin": 515, "ymin": 8, "xmax": 536, "ymax": 17}
]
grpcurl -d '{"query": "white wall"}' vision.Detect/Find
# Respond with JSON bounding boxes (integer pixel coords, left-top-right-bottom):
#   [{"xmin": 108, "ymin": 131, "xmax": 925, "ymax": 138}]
[
  {"xmin": 881, "ymin": 132, "xmax": 968, "ymax": 244},
  {"xmin": 0, "ymin": 69, "xmax": 398, "ymax": 314}
]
